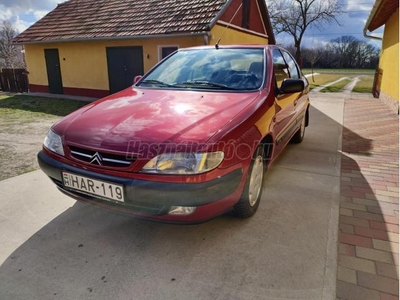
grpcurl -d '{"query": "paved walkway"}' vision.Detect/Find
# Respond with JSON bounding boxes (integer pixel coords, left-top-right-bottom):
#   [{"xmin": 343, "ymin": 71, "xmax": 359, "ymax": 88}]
[{"xmin": 337, "ymin": 97, "xmax": 399, "ymax": 299}]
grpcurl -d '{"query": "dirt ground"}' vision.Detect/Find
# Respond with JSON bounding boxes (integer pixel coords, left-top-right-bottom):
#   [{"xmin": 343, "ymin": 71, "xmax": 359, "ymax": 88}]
[{"xmin": 0, "ymin": 117, "xmax": 61, "ymax": 181}]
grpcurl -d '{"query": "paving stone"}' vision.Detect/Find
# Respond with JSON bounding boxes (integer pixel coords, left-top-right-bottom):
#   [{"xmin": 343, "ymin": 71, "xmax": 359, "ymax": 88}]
[
  {"xmin": 340, "ymin": 215, "xmax": 370, "ymax": 227},
  {"xmin": 341, "ymin": 202, "xmax": 367, "ymax": 212},
  {"xmin": 340, "ymin": 232, "xmax": 373, "ymax": 248},
  {"xmin": 357, "ymin": 271, "xmax": 399, "ymax": 296},
  {"xmin": 340, "ymin": 208, "xmax": 353, "ymax": 217},
  {"xmin": 339, "ymin": 243, "xmax": 356, "ymax": 256},
  {"xmin": 379, "ymin": 292, "xmax": 399, "ymax": 300},
  {"xmin": 339, "ymin": 223, "xmax": 354, "ymax": 234},
  {"xmin": 337, "ymin": 280, "xmax": 380, "ymax": 300},
  {"xmin": 386, "ymin": 233, "xmax": 399, "ymax": 243},
  {"xmin": 339, "ymin": 254, "xmax": 376, "ymax": 274},
  {"xmin": 355, "ymin": 226, "xmax": 389, "ymax": 241},
  {"xmin": 376, "ymin": 262, "xmax": 400, "ymax": 279},
  {"xmin": 338, "ymin": 266, "xmax": 357, "ymax": 284},
  {"xmin": 373, "ymin": 239, "xmax": 399, "ymax": 254},
  {"xmin": 356, "ymin": 246, "xmax": 394, "ymax": 264},
  {"xmin": 354, "ymin": 211, "xmax": 385, "ymax": 222}
]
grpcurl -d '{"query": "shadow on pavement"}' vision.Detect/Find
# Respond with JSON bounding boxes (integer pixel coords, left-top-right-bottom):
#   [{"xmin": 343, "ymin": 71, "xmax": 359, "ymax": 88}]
[{"xmin": 0, "ymin": 98, "xmax": 397, "ymax": 300}]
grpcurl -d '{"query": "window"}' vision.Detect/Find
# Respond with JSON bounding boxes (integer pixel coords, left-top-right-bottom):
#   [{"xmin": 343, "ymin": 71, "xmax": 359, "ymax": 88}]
[
  {"xmin": 159, "ymin": 46, "xmax": 178, "ymax": 61},
  {"xmin": 281, "ymin": 51, "xmax": 300, "ymax": 79},
  {"xmin": 242, "ymin": 0, "xmax": 250, "ymax": 29},
  {"xmin": 272, "ymin": 49, "xmax": 289, "ymax": 87}
]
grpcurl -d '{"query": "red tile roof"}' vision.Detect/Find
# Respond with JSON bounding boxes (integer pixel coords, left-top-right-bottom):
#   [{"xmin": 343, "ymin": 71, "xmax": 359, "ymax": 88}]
[{"xmin": 14, "ymin": 0, "xmax": 229, "ymax": 43}]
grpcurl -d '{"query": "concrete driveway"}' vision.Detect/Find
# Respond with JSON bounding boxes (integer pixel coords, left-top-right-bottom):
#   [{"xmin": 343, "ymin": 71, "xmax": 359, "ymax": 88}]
[{"xmin": 0, "ymin": 94, "xmax": 344, "ymax": 300}]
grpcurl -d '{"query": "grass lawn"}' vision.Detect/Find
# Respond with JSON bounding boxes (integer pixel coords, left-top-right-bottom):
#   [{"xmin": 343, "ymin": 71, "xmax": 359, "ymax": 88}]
[
  {"xmin": 302, "ymin": 68, "xmax": 375, "ymax": 75},
  {"xmin": 0, "ymin": 94, "xmax": 88, "ymax": 181},
  {"xmin": 320, "ymin": 79, "xmax": 352, "ymax": 92},
  {"xmin": 0, "ymin": 94, "xmax": 88, "ymax": 122},
  {"xmin": 352, "ymin": 75, "xmax": 374, "ymax": 93},
  {"xmin": 308, "ymin": 74, "xmax": 353, "ymax": 89}
]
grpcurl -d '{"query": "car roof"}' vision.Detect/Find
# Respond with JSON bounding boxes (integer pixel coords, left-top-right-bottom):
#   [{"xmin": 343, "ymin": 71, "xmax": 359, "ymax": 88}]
[{"xmin": 178, "ymin": 45, "xmax": 280, "ymax": 51}]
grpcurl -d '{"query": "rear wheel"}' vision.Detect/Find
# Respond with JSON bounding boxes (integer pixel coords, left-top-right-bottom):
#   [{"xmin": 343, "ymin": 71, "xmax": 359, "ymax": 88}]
[
  {"xmin": 233, "ymin": 146, "xmax": 265, "ymax": 218},
  {"xmin": 291, "ymin": 113, "xmax": 306, "ymax": 143}
]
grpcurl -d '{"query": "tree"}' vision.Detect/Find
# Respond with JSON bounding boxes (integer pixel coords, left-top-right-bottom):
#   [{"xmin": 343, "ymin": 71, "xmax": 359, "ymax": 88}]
[
  {"xmin": 329, "ymin": 36, "xmax": 379, "ymax": 68},
  {"xmin": 303, "ymin": 46, "xmax": 324, "ymax": 81},
  {"xmin": 0, "ymin": 20, "xmax": 26, "ymax": 69},
  {"xmin": 266, "ymin": 0, "xmax": 343, "ymax": 63}
]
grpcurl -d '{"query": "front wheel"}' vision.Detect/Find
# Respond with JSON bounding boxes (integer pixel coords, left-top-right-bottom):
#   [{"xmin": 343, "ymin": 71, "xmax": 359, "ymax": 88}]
[
  {"xmin": 233, "ymin": 146, "xmax": 265, "ymax": 218},
  {"xmin": 291, "ymin": 113, "xmax": 306, "ymax": 143}
]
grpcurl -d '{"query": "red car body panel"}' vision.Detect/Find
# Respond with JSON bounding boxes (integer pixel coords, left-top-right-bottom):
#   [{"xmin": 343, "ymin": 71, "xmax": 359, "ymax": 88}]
[{"xmin": 38, "ymin": 45, "xmax": 310, "ymax": 223}]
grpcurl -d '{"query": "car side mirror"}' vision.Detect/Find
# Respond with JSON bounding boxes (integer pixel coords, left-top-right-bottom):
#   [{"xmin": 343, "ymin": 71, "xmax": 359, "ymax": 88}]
[
  {"xmin": 279, "ymin": 78, "xmax": 304, "ymax": 94},
  {"xmin": 133, "ymin": 75, "xmax": 143, "ymax": 85}
]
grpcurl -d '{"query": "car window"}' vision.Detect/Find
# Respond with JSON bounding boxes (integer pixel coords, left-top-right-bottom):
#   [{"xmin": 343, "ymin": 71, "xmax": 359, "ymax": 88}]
[
  {"xmin": 138, "ymin": 48, "xmax": 265, "ymax": 91},
  {"xmin": 272, "ymin": 49, "xmax": 289, "ymax": 87},
  {"xmin": 282, "ymin": 51, "xmax": 300, "ymax": 79}
]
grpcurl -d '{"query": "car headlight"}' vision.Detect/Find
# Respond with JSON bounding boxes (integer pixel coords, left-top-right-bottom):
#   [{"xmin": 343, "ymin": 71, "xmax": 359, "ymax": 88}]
[
  {"xmin": 43, "ymin": 130, "xmax": 64, "ymax": 156},
  {"xmin": 141, "ymin": 152, "xmax": 224, "ymax": 174}
]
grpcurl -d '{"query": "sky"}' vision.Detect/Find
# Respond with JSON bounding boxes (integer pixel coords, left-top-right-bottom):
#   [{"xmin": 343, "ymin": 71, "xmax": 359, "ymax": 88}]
[{"xmin": 0, "ymin": 0, "xmax": 383, "ymax": 49}]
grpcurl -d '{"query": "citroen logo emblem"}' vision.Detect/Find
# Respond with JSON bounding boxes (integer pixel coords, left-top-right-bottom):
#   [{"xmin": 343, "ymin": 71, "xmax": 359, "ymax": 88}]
[{"xmin": 90, "ymin": 152, "xmax": 103, "ymax": 165}]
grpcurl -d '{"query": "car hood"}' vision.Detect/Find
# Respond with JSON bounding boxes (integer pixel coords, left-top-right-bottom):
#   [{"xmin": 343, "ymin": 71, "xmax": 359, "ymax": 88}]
[{"xmin": 54, "ymin": 87, "xmax": 261, "ymax": 154}]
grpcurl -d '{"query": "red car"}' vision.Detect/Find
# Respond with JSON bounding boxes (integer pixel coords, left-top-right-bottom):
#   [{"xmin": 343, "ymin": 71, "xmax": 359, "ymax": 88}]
[{"xmin": 38, "ymin": 45, "xmax": 309, "ymax": 223}]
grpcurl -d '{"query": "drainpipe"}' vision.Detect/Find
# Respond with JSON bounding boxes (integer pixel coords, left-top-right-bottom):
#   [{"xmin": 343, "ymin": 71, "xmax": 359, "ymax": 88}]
[{"xmin": 363, "ymin": 0, "xmax": 383, "ymax": 41}]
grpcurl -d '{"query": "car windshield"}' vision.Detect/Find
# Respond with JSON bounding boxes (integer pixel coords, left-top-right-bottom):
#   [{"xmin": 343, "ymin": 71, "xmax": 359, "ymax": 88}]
[{"xmin": 138, "ymin": 48, "xmax": 265, "ymax": 91}]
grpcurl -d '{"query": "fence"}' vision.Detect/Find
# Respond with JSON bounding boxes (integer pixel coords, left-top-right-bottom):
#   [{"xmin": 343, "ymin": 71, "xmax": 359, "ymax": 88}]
[{"xmin": 0, "ymin": 68, "xmax": 29, "ymax": 93}]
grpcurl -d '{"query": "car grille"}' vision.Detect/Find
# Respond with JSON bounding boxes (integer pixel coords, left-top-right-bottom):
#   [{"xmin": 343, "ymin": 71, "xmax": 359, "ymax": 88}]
[{"xmin": 69, "ymin": 146, "xmax": 135, "ymax": 168}]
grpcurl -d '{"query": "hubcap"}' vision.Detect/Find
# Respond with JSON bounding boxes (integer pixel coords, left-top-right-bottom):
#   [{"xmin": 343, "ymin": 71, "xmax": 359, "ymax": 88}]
[{"xmin": 248, "ymin": 155, "xmax": 264, "ymax": 207}]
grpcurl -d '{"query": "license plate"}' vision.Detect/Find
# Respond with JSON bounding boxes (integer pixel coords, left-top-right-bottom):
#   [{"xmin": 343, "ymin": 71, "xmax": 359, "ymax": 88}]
[{"xmin": 62, "ymin": 172, "xmax": 124, "ymax": 202}]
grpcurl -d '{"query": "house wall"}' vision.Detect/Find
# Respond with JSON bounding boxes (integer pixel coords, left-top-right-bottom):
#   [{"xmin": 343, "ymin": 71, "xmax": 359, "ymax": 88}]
[
  {"xmin": 209, "ymin": 24, "xmax": 268, "ymax": 45},
  {"xmin": 24, "ymin": 25, "xmax": 267, "ymax": 98},
  {"xmin": 25, "ymin": 36, "xmax": 204, "ymax": 97},
  {"xmin": 378, "ymin": 7, "xmax": 399, "ymax": 113}
]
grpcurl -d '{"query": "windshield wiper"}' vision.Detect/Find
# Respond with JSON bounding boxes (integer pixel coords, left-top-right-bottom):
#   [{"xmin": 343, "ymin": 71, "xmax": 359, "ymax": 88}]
[
  {"xmin": 140, "ymin": 79, "xmax": 174, "ymax": 87},
  {"xmin": 175, "ymin": 81, "xmax": 239, "ymax": 90}
]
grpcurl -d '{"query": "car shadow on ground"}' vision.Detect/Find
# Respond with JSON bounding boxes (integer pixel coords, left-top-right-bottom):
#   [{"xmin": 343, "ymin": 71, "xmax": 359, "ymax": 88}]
[{"xmin": 0, "ymin": 101, "xmax": 397, "ymax": 300}]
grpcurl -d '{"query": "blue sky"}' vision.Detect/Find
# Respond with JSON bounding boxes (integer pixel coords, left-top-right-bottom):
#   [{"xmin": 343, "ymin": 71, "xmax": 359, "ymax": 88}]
[{"xmin": 0, "ymin": 0, "xmax": 383, "ymax": 49}]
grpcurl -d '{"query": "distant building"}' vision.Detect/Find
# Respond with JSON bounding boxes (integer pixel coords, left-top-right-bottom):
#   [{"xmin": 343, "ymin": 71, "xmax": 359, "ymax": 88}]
[
  {"xmin": 13, "ymin": 0, "xmax": 275, "ymax": 98},
  {"xmin": 365, "ymin": 0, "xmax": 399, "ymax": 114}
]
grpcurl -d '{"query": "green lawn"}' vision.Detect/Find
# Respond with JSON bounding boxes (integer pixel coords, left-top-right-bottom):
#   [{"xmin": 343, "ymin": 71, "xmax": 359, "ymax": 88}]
[
  {"xmin": 352, "ymin": 75, "xmax": 374, "ymax": 93},
  {"xmin": 302, "ymin": 68, "xmax": 375, "ymax": 75},
  {"xmin": 0, "ymin": 94, "xmax": 88, "ymax": 126},
  {"xmin": 308, "ymin": 74, "xmax": 351, "ymax": 89},
  {"xmin": 0, "ymin": 94, "xmax": 89, "ymax": 181},
  {"xmin": 320, "ymin": 79, "xmax": 352, "ymax": 93}
]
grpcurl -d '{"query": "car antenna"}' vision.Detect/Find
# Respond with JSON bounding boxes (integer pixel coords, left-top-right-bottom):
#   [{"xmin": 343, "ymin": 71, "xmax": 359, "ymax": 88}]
[{"xmin": 215, "ymin": 2, "xmax": 243, "ymax": 50}]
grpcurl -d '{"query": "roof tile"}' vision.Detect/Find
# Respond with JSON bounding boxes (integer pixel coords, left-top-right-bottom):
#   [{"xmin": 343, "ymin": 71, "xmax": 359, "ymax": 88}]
[{"xmin": 14, "ymin": 0, "xmax": 228, "ymax": 43}]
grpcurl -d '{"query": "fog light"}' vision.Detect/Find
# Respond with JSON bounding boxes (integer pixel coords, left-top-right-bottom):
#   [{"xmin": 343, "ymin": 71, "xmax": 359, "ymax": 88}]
[{"xmin": 168, "ymin": 206, "xmax": 196, "ymax": 215}]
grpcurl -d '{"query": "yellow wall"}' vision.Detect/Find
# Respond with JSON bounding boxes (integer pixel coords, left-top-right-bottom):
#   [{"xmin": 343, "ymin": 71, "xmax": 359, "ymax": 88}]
[
  {"xmin": 379, "ymin": 7, "xmax": 399, "ymax": 101},
  {"xmin": 24, "ymin": 26, "xmax": 268, "ymax": 93},
  {"xmin": 25, "ymin": 36, "xmax": 203, "ymax": 91},
  {"xmin": 209, "ymin": 25, "xmax": 268, "ymax": 46}
]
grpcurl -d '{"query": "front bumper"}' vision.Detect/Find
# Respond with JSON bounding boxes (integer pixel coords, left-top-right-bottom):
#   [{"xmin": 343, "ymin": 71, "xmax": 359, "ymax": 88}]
[{"xmin": 38, "ymin": 151, "xmax": 243, "ymax": 222}]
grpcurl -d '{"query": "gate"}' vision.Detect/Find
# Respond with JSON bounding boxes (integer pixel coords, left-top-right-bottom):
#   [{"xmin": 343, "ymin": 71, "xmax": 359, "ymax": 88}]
[{"xmin": 0, "ymin": 68, "xmax": 29, "ymax": 93}]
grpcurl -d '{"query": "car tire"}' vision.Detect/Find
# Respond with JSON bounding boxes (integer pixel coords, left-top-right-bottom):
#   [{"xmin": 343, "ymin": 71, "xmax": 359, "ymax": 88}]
[
  {"xmin": 291, "ymin": 113, "xmax": 306, "ymax": 143},
  {"xmin": 233, "ymin": 145, "xmax": 265, "ymax": 218}
]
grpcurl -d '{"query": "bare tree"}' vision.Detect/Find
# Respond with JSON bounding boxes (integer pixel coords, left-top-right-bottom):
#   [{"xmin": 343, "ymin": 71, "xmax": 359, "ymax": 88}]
[
  {"xmin": 0, "ymin": 20, "xmax": 26, "ymax": 69},
  {"xmin": 266, "ymin": 0, "xmax": 343, "ymax": 63},
  {"xmin": 329, "ymin": 36, "xmax": 379, "ymax": 68},
  {"xmin": 303, "ymin": 46, "xmax": 324, "ymax": 81}
]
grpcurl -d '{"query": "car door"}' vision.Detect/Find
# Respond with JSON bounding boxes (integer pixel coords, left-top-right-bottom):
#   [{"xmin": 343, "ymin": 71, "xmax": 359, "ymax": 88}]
[
  {"xmin": 281, "ymin": 50, "xmax": 308, "ymax": 121},
  {"xmin": 271, "ymin": 49, "xmax": 296, "ymax": 147}
]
